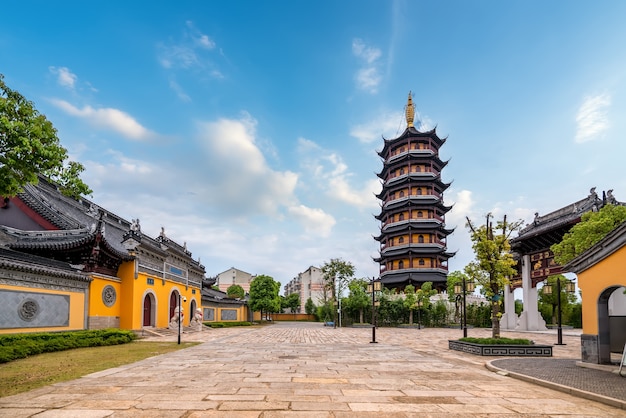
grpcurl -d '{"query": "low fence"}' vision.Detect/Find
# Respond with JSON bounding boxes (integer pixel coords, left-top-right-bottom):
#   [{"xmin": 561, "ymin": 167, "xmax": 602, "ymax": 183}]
[{"xmin": 252, "ymin": 312, "xmax": 316, "ymax": 322}]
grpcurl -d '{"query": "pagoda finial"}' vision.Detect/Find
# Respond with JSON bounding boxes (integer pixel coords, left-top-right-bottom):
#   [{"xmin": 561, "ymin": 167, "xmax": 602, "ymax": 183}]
[{"xmin": 405, "ymin": 91, "xmax": 415, "ymax": 128}]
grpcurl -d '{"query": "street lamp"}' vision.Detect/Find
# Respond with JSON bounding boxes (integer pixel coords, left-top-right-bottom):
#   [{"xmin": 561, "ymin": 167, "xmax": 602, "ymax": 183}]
[
  {"xmin": 367, "ymin": 277, "xmax": 381, "ymax": 343},
  {"xmin": 177, "ymin": 294, "xmax": 187, "ymax": 345},
  {"xmin": 417, "ymin": 298, "xmax": 423, "ymax": 330},
  {"xmin": 454, "ymin": 278, "xmax": 475, "ymax": 338},
  {"xmin": 543, "ymin": 278, "xmax": 575, "ymax": 345}
]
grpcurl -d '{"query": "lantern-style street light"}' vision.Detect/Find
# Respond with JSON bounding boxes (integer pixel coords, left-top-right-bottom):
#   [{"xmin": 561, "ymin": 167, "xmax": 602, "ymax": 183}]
[
  {"xmin": 367, "ymin": 277, "xmax": 382, "ymax": 343},
  {"xmin": 454, "ymin": 278, "xmax": 475, "ymax": 338},
  {"xmin": 543, "ymin": 278, "xmax": 575, "ymax": 345}
]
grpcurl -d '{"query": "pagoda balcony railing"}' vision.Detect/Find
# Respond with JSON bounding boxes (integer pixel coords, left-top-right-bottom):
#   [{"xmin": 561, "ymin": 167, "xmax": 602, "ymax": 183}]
[
  {"xmin": 383, "ymin": 194, "xmax": 441, "ymax": 209},
  {"xmin": 386, "ymin": 171, "xmax": 437, "ymax": 185},
  {"xmin": 382, "ymin": 217, "xmax": 444, "ymax": 229},
  {"xmin": 380, "ymin": 241, "xmax": 446, "ymax": 251},
  {"xmin": 380, "ymin": 267, "xmax": 449, "ymax": 276},
  {"xmin": 388, "ymin": 148, "xmax": 436, "ymax": 161}
]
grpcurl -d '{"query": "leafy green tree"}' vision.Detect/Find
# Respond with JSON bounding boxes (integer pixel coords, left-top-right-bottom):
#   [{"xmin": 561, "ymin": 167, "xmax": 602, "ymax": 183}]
[
  {"xmin": 305, "ymin": 298, "xmax": 316, "ymax": 315},
  {"xmin": 344, "ymin": 278, "xmax": 370, "ymax": 323},
  {"xmin": 552, "ymin": 204, "xmax": 626, "ymax": 265},
  {"xmin": 403, "ymin": 284, "xmax": 418, "ymax": 325},
  {"xmin": 248, "ymin": 275, "xmax": 281, "ymax": 320},
  {"xmin": 446, "ymin": 271, "xmax": 469, "ymax": 323},
  {"xmin": 465, "ymin": 214, "xmax": 523, "ymax": 338},
  {"xmin": 321, "ymin": 258, "xmax": 355, "ymax": 326},
  {"xmin": 0, "ymin": 74, "xmax": 91, "ymax": 198},
  {"xmin": 284, "ymin": 292, "xmax": 301, "ymax": 314},
  {"xmin": 415, "ymin": 282, "xmax": 437, "ymax": 327},
  {"xmin": 226, "ymin": 284, "xmax": 245, "ymax": 299},
  {"xmin": 538, "ymin": 275, "xmax": 577, "ymax": 325}
]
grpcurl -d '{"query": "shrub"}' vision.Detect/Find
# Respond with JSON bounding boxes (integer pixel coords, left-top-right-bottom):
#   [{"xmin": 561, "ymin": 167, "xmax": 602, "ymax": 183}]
[
  {"xmin": 0, "ymin": 329, "xmax": 136, "ymax": 363},
  {"xmin": 459, "ymin": 337, "xmax": 532, "ymax": 345}
]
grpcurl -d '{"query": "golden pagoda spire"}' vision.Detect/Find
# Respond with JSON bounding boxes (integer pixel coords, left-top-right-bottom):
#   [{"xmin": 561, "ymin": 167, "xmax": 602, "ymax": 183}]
[{"xmin": 405, "ymin": 91, "xmax": 414, "ymax": 128}]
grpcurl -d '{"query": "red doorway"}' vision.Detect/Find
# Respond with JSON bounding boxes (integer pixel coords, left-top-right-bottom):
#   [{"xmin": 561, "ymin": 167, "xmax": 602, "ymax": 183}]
[{"xmin": 143, "ymin": 295, "xmax": 152, "ymax": 326}]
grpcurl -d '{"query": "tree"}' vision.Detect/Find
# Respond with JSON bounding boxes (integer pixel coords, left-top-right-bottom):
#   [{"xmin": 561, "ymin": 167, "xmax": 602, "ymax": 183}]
[
  {"xmin": 226, "ymin": 284, "xmax": 245, "ymax": 299},
  {"xmin": 345, "ymin": 278, "xmax": 370, "ymax": 324},
  {"xmin": 538, "ymin": 275, "xmax": 577, "ymax": 325},
  {"xmin": 415, "ymin": 282, "xmax": 437, "ymax": 327},
  {"xmin": 403, "ymin": 285, "xmax": 418, "ymax": 325},
  {"xmin": 321, "ymin": 258, "xmax": 355, "ymax": 327},
  {"xmin": 552, "ymin": 204, "xmax": 626, "ymax": 265},
  {"xmin": 305, "ymin": 298, "xmax": 316, "ymax": 315},
  {"xmin": 248, "ymin": 275, "xmax": 281, "ymax": 320},
  {"xmin": 0, "ymin": 74, "xmax": 91, "ymax": 198},
  {"xmin": 284, "ymin": 292, "xmax": 301, "ymax": 314},
  {"xmin": 465, "ymin": 214, "xmax": 523, "ymax": 338},
  {"xmin": 446, "ymin": 271, "xmax": 469, "ymax": 323}
]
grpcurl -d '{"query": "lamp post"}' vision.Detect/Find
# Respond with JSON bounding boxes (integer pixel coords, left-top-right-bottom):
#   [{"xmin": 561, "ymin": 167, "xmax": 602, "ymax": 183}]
[
  {"xmin": 454, "ymin": 278, "xmax": 475, "ymax": 338},
  {"xmin": 417, "ymin": 298, "xmax": 422, "ymax": 330},
  {"xmin": 543, "ymin": 278, "xmax": 575, "ymax": 345},
  {"xmin": 177, "ymin": 294, "xmax": 187, "ymax": 345},
  {"xmin": 367, "ymin": 277, "xmax": 381, "ymax": 343}
]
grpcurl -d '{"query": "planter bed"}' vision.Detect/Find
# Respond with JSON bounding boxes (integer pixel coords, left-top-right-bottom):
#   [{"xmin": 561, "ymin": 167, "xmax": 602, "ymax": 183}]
[{"xmin": 449, "ymin": 340, "xmax": 553, "ymax": 357}]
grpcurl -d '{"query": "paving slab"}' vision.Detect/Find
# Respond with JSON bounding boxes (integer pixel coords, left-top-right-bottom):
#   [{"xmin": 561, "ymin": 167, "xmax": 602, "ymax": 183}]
[{"xmin": 0, "ymin": 322, "xmax": 624, "ymax": 417}]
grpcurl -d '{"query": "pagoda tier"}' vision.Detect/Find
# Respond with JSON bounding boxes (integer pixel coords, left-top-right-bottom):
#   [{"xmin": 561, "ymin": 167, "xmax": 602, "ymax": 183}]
[{"xmin": 373, "ymin": 93, "xmax": 454, "ymax": 291}]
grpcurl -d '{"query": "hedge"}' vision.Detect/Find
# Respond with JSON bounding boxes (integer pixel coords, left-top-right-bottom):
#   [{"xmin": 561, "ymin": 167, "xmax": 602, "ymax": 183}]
[{"xmin": 0, "ymin": 329, "xmax": 136, "ymax": 363}]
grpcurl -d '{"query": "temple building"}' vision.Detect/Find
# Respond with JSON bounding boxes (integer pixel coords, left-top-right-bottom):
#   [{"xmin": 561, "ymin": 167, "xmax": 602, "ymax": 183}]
[
  {"xmin": 374, "ymin": 93, "xmax": 454, "ymax": 291},
  {"xmin": 503, "ymin": 188, "xmax": 625, "ymax": 333},
  {"xmin": 0, "ymin": 176, "xmax": 208, "ymax": 333}
]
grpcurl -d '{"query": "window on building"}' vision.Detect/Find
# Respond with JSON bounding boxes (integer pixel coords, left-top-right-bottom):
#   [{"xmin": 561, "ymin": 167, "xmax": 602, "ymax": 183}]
[
  {"xmin": 399, "ymin": 213, "xmax": 405, "ymax": 221},
  {"xmin": 417, "ymin": 211, "xmax": 423, "ymax": 218},
  {"xmin": 418, "ymin": 235, "xmax": 424, "ymax": 243},
  {"xmin": 418, "ymin": 259, "xmax": 425, "ymax": 266},
  {"xmin": 399, "ymin": 236, "xmax": 404, "ymax": 243},
  {"xmin": 398, "ymin": 260, "xmax": 404, "ymax": 269}
]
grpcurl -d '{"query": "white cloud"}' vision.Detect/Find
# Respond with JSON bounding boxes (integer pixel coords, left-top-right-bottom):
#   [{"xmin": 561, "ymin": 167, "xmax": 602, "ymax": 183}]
[
  {"xmin": 350, "ymin": 110, "xmax": 403, "ymax": 143},
  {"xmin": 575, "ymin": 93, "xmax": 611, "ymax": 143},
  {"xmin": 352, "ymin": 38, "xmax": 382, "ymax": 93},
  {"xmin": 287, "ymin": 205, "xmax": 336, "ymax": 237},
  {"xmin": 169, "ymin": 77, "xmax": 191, "ymax": 102},
  {"xmin": 49, "ymin": 66, "xmax": 77, "ymax": 89},
  {"xmin": 297, "ymin": 137, "xmax": 379, "ymax": 209},
  {"xmin": 196, "ymin": 114, "xmax": 298, "ymax": 216},
  {"xmin": 350, "ymin": 108, "xmax": 435, "ymax": 144},
  {"xmin": 158, "ymin": 21, "xmax": 219, "ymax": 73},
  {"xmin": 50, "ymin": 99, "xmax": 152, "ymax": 140}
]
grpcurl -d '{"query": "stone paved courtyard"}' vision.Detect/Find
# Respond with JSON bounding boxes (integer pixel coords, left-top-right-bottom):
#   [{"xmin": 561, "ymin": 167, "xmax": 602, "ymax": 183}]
[{"xmin": 0, "ymin": 322, "xmax": 624, "ymax": 417}]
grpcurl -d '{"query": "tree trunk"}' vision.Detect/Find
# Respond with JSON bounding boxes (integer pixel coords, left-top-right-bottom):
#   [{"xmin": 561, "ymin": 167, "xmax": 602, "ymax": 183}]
[
  {"xmin": 492, "ymin": 299, "xmax": 500, "ymax": 338},
  {"xmin": 409, "ymin": 309, "xmax": 414, "ymax": 325},
  {"xmin": 359, "ymin": 308, "xmax": 364, "ymax": 324}
]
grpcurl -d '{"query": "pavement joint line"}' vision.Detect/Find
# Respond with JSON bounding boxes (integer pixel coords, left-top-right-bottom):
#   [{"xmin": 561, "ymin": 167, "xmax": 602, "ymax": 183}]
[{"xmin": 485, "ymin": 359, "xmax": 626, "ymax": 411}]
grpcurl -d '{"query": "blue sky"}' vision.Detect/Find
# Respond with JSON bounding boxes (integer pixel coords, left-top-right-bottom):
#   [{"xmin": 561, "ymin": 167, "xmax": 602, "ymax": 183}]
[{"xmin": 2, "ymin": 1, "xmax": 626, "ymax": 289}]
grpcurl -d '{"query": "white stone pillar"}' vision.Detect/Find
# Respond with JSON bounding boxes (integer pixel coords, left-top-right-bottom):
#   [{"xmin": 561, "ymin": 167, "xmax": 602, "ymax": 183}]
[
  {"xmin": 516, "ymin": 254, "xmax": 547, "ymax": 331},
  {"xmin": 500, "ymin": 284, "xmax": 517, "ymax": 330}
]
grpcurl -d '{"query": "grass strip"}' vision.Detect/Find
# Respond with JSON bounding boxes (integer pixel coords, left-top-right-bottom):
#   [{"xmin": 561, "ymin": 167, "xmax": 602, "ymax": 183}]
[{"xmin": 0, "ymin": 340, "xmax": 197, "ymax": 397}]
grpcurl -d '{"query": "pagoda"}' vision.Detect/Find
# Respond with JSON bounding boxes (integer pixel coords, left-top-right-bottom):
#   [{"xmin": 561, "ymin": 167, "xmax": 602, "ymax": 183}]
[{"xmin": 374, "ymin": 93, "xmax": 454, "ymax": 291}]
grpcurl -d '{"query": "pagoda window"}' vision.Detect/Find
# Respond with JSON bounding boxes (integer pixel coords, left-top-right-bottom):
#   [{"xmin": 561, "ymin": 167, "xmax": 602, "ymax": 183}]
[
  {"xmin": 417, "ymin": 211, "xmax": 423, "ymax": 218},
  {"xmin": 416, "ymin": 166, "xmax": 422, "ymax": 172},
  {"xmin": 400, "ymin": 167, "xmax": 405, "ymax": 175},
  {"xmin": 398, "ymin": 236, "xmax": 404, "ymax": 244},
  {"xmin": 418, "ymin": 235, "xmax": 424, "ymax": 243},
  {"xmin": 399, "ymin": 213, "xmax": 405, "ymax": 221},
  {"xmin": 418, "ymin": 259, "xmax": 425, "ymax": 266},
  {"xmin": 417, "ymin": 187, "xmax": 423, "ymax": 195},
  {"xmin": 399, "ymin": 190, "xmax": 405, "ymax": 198},
  {"xmin": 398, "ymin": 260, "xmax": 404, "ymax": 269}
]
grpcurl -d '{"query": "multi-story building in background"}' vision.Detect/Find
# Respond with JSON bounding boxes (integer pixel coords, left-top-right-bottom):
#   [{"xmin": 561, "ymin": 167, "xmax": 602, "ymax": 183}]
[
  {"xmin": 215, "ymin": 267, "xmax": 254, "ymax": 294},
  {"xmin": 374, "ymin": 93, "xmax": 454, "ymax": 291},
  {"xmin": 283, "ymin": 266, "xmax": 326, "ymax": 313}
]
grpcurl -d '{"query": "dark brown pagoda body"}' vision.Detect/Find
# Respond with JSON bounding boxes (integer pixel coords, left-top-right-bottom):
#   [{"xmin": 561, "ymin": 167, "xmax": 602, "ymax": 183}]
[{"xmin": 374, "ymin": 96, "xmax": 454, "ymax": 290}]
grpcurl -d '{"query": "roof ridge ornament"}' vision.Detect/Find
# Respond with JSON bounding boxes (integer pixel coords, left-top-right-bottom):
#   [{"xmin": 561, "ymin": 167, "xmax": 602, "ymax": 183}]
[{"xmin": 405, "ymin": 91, "xmax": 414, "ymax": 128}]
